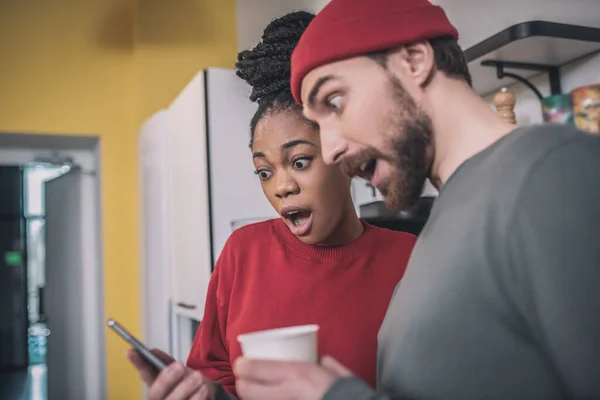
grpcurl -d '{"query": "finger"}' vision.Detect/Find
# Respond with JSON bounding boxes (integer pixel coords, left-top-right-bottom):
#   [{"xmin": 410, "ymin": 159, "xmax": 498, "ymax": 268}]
[
  {"xmin": 149, "ymin": 362, "xmax": 186, "ymax": 400},
  {"xmin": 234, "ymin": 357, "xmax": 299, "ymax": 384},
  {"xmin": 164, "ymin": 370, "xmax": 205, "ymax": 400},
  {"xmin": 151, "ymin": 348, "xmax": 175, "ymax": 365},
  {"xmin": 190, "ymin": 384, "xmax": 210, "ymax": 400},
  {"xmin": 126, "ymin": 348, "xmax": 158, "ymax": 385},
  {"xmin": 321, "ymin": 356, "xmax": 353, "ymax": 377}
]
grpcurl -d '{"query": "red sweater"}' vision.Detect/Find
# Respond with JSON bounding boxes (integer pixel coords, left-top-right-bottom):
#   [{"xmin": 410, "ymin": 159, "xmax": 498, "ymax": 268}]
[{"xmin": 186, "ymin": 218, "xmax": 416, "ymax": 395}]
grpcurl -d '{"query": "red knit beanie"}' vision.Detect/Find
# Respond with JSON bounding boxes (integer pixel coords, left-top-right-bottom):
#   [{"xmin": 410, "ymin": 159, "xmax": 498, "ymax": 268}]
[{"xmin": 290, "ymin": 0, "xmax": 459, "ymax": 104}]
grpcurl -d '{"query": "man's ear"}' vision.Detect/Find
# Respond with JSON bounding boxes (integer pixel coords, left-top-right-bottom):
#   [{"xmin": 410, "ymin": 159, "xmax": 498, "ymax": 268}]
[{"xmin": 386, "ymin": 41, "xmax": 435, "ymax": 87}]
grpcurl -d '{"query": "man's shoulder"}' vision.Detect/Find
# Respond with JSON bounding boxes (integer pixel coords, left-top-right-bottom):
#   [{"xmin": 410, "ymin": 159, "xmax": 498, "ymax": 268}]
[
  {"xmin": 509, "ymin": 123, "xmax": 584, "ymax": 144},
  {"xmin": 487, "ymin": 124, "xmax": 600, "ymax": 234},
  {"xmin": 512, "ymin": 125, "xmax": 600, "ymax": 203},
  {"xmin": 439, "ymin": 124, "xmax": 600, "ymax": 239},
  {"xmin": 496, "ymin": 124, "xmax": 597, "ymax": 170},
  {"xmin": 473, "ymin": 124, "xmax": 599, "ymax": 192},
  {"xmin": 500, "ymin": 124, "xmax": 600, "ymax": 185}
]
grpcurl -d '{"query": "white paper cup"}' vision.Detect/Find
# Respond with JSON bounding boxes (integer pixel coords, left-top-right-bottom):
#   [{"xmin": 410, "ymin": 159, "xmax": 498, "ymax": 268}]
[{"xmin": 237, "ymin": 325, "xmax": 319, "ymax": 362}]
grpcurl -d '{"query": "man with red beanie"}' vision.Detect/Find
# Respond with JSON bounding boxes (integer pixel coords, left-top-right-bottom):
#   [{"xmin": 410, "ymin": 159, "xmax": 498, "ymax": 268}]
[{"xmin": 234, "ymin": 0, "xmax": 600, "ymax": 399}]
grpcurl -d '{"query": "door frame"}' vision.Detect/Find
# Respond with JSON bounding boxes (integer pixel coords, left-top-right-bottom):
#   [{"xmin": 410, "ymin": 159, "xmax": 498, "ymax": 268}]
[{"xmin": 0, "ymin": 132, "xmax": 105, "ymax": 398}]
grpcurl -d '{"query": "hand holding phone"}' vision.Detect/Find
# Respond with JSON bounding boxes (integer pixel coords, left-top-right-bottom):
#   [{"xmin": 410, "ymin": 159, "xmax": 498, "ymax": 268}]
[
  {"xmin": 107, "ymin": 318, "xmax": 168, "ymax": 371},
  {"xmin": 108, "ymin": 318, "xmax": 216, "ymax": 399}
]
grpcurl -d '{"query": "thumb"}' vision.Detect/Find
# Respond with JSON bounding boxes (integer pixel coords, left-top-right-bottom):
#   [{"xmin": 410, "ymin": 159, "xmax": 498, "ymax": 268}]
[{"xmin": 321, "ymin": 356, "xmax": 353, "ymax": 378}]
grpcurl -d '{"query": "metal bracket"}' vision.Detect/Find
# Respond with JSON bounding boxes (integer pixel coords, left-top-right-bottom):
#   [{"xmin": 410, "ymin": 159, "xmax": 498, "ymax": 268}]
[
  {"xmin": 366, "ymin": 182, "xmax": 377, "ymax": 198},
  {"xmin": 481, "ymin": 60, "xmax": 562, "ymax": 100}
]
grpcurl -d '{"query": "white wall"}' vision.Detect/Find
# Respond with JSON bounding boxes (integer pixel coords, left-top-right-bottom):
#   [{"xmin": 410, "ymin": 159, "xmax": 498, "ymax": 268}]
[
  {"xmin": 235, "ymin": 0, "xmax": 329, "ymax": 51},
  {"xmin": 433, "ymin": 0, "xmax": 600, "ymax": 49},
  {"xmin": 428, "ymin": 1, "xmax": 600, "ymax": 135},
  {"xmin": 236, "ymin": 0, "xmax": 600, "ymax": 52},
  {"xmin": 438, "ymin": 0, "xmax": 600, "ymax": 107}
]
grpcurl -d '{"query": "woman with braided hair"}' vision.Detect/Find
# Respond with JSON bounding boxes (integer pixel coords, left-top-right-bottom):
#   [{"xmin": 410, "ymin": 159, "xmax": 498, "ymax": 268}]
[{"xmin": 127, "ymin": 11, "xmax": 416, "ymax": 400}]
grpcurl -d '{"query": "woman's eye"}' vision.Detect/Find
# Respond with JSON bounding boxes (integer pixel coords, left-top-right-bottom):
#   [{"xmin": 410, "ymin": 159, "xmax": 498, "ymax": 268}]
[
  {"xmin": 327, "ymin": 95, "xmax": 342, "ymax": 110},
  {"xmin": 293, "ymin": 158, "xmax": 310, "ymax": 170},
  {"xmin": 255, "ymin": 170, "xmax": 273, "ymax": 180}
]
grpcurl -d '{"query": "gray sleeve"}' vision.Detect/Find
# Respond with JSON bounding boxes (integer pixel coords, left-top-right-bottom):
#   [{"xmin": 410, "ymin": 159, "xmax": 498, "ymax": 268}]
[
  {"xmin": 507, "ymin": 136, "xmax": 600, "ymax": 397},
  {"xmin": 322, "ymin": 377, "xmax": 406, "ymax": 400}
]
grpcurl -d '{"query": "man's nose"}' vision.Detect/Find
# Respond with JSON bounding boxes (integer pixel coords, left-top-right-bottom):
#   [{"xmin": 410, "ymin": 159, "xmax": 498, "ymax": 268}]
[{"xmin": 319, "ymin": 127, "xmax": 348, "ymax": 165}]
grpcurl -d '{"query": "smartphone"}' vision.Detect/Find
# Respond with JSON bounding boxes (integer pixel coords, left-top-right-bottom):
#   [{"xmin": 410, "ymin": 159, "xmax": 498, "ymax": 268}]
[{"xmin": 107, "ymin": 318, "xmax": 168, "ymax": 372}]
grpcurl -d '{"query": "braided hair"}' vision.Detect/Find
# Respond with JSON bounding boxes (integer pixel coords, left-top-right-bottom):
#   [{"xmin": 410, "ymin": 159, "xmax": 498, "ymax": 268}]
[{"xmin": 235, "ymin": 11, "xmax": 315, "ymax": 146}]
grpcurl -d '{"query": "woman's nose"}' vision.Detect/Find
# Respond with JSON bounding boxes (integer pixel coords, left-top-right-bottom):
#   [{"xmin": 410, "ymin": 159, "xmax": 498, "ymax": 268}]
[{"xmin": 274, "ymin": 172, "xmax": 300, "ymax": 199}]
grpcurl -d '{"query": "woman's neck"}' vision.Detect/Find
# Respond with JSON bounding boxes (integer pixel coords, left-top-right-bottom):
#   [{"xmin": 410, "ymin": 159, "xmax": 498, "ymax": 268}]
[{"xmin": 319, "ymin": 204, "xmax": 364, "ymax": 247}]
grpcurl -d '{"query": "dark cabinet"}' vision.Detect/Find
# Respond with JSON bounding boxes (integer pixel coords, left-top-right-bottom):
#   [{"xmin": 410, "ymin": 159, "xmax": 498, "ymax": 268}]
[{"xmin": 0, "ymin": 166, "xmax": 28, "ymax": 370}]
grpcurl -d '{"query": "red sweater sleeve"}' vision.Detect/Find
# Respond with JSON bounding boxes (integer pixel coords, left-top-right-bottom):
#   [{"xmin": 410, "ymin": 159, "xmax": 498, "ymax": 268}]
[{"xmin": 186, "ymin": 247, "xmax": 236, "ymax": 395}]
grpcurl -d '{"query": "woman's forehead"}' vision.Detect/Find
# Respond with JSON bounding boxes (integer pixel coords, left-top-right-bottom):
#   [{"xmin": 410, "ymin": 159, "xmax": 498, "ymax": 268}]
[{"xmin": 253, "ymin": 112, "xmax": 319, "ymax": 150}]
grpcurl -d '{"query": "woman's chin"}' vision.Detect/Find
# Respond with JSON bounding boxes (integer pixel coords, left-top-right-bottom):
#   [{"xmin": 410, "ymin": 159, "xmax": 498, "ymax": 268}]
[{"xmin": 297, "ymin": 234, "xmax": 321, "ymax": 246}]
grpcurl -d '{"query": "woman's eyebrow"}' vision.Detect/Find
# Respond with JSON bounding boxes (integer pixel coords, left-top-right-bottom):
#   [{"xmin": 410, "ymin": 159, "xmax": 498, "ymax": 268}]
[{"xmin": 280, "ymin": 139, "xmax": 315, "ymax": 151}]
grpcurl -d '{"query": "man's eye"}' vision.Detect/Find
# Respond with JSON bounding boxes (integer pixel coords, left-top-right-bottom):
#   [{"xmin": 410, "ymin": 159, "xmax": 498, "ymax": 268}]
[
  {"xmin": 255, "ymin": 170, "xmax": 273, "ymax": 180},
  {"xmin": 327, "ymin": 95, "xmax": 342, "ymax": 110}
]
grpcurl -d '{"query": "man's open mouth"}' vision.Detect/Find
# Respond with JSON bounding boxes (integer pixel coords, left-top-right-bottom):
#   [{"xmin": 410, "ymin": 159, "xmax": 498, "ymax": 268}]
[{"xmin": 357, "ymin": 159, "xmax": 377, "ymax": 179}]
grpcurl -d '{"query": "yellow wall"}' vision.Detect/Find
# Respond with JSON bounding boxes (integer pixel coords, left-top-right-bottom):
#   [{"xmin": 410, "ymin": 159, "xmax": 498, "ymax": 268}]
[{"xmin": 0, "ymin": 0, "xmax": 237, "ymax": 398}]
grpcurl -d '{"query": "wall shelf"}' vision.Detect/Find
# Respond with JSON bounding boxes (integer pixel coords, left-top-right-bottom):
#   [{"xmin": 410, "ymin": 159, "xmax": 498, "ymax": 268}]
[{"xmin": 464, "ymin": 21, "xmax": 600, "ymax": 97}]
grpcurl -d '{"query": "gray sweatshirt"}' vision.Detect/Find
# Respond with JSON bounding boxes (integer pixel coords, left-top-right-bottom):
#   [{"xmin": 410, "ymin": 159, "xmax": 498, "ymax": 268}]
[{"xmin": 324, "ymin": 124, "xmax": 600, "ymax": 400}]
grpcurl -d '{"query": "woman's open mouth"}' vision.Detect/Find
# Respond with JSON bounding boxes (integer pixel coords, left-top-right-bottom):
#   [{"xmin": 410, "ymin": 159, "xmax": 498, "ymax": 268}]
[{"xmin": 281, "ymin": 206, "xmax": 313, "ymax": 236}]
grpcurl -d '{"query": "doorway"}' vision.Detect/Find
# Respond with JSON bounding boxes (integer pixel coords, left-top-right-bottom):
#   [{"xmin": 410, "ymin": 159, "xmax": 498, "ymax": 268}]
[
  {"xmin": 0, "ymin": 133, "xmax": 105, "ymax": 400},
  {"xmin": 25, "ymin": 163, "xmax": 70, "ymax": 366}
]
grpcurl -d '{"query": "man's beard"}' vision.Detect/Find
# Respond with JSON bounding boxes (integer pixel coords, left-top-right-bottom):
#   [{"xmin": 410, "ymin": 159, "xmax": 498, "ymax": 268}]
[
  {"xmin": 345, "ymin": 75, "xmax": 434, "ymax": 212},
  {"xmin": 380, "ymin": 76, "xmax": 433, "ymax": 211}
]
